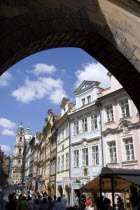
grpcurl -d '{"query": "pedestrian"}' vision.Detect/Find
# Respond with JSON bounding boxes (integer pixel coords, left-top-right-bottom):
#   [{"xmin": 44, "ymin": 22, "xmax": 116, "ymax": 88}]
[
  {"xmin": 39, "ymin": 197, "xmax": 51, "ymax": 210},
  {"xmin": 38, "ymin": 195, "xmax": 43, "ymax": 204},
  {"xmin": 52, "ymin": 195, "xmax": 57, "ymax": 206},
  {"xmin": 85, "ymin": 197, "xmax": 92, "ymax": 210},
  {"xmin": 5, "ymin": 194, "xmax": 17, "ymax": 210},
  {"xmin": 80, "ymin": 194, "xmax": 86, "ymax": 210},
  {"xmin": 33, "ymin": 199, "xmax": 40, "ymax": 210},
  {"xmin": 130, "ymin": 195, "xmax": 140, "ymax": 210},
  {"xmin": 53, "ymin": 197, "xmax": 66, "ymax": 210},
  {"xmin": 27, "ymin": 196, "xmax": 33, "ymax": 210},
  {"xmin": 48, "ymin": 196, "xmax": 54, "ymax": 209},
  {"xmin": 104, "ymin": 198, "xmax": 114, "ymax": 210},
  {"xmin": 73, "ymin": 194, "xmax": 79, "ymax": 209},
  {"xmin": 18, "ymin": 196, "xmax": 28, "ymax": 210},
  {"xmin": 61, "ymin": 195, "xmax": 67, "ymax": 208}
]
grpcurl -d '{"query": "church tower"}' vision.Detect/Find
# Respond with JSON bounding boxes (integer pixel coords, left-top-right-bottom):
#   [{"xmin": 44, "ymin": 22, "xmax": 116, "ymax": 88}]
[{"xmin": 11, "ymin": 122, "xmax": 26, "ymax": 184}]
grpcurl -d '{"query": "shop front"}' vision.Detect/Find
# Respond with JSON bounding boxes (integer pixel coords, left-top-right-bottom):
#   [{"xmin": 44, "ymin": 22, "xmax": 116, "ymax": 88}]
[{"xmin": 80, "ymin": 167, "xmax": 140, "ymax": 209}]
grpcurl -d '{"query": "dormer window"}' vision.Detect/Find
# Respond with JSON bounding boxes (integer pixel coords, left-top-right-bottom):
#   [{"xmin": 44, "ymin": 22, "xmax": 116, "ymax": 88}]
[
  {"xmin": 81, "ymin": 98, "xmax": 85, "ymax": 106},
  {"xmin": 87, "ymin": 95, "xmax": 91, "ymax": 104}
]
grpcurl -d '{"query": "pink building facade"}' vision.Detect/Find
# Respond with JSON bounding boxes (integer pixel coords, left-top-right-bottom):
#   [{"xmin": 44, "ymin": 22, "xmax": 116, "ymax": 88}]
[{"xmin": 99, "ymin": 73, "xmax": 140, "ymax": 169}]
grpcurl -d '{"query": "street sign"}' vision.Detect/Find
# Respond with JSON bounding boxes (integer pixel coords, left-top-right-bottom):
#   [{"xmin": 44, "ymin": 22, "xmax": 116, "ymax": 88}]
[{"xmin": 72, "ymin": 183, "xmax": 81, "ymax": 189}]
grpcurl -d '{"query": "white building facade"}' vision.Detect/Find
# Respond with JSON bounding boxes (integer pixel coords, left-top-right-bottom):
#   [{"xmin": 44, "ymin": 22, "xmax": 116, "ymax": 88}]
[{"xmin": 69, "ymin": 81, "xmax": 103, "ymax": 204}]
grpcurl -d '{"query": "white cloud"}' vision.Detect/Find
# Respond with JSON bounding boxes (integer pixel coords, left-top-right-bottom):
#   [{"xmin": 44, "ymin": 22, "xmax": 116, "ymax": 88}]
[
  {"xmin": 2, "ymin": 129, "xmax": 16, "ymax": 136},
  {"xmin": 0, "ymin": 72, "xmax": 13, "ymax": 87},
  {"xmin": 0, "ymin": 118, "xmax": 16, "ymax": 129},
  {"xmin": 75, "ymin": 62, "xmax": 110, "ymax": 89},
  {"xmin": 32, "ymin": 64, "xmax": 56, "ymax": 75},
  {"xmin": 0, "ymin": 145, "xmax": 11, "ymax": 152},
  {"xmin": 11, "ymin": 77, "xmax": 67, "ymax": 104}
]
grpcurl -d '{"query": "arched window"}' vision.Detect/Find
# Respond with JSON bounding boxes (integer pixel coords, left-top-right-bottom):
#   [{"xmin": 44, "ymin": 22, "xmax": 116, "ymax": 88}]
[
  {"xmin": 18, "ymin": 160, "xmax": 21, "ymax": 165},
  {"xmin": 19, "ymin": 148, "xmax": 22, "ymax": 154},
  {"xmin": 20, "ymin": 137, "xmax": 22, "ymax": 142}
]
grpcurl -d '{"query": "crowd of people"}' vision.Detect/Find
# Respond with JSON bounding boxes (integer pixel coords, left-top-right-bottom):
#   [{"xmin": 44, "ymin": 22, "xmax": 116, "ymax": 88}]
[
  {"xmin": 1, "ymin": 188, "xmax": 140, "ymax": 210},
  {"xmin": 4, "ymin": 192, "xmax": 70, "ymax": 210}
]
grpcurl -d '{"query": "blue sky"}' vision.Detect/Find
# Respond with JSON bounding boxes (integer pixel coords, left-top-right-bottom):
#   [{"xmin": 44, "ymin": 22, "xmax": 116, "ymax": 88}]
[{"xmin": 0, "ymin": 47, "xmax": 110, "ymax": 155}]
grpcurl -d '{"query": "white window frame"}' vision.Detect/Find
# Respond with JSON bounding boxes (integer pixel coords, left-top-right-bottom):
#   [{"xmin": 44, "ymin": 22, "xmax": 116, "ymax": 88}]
[
  {"xmin": 82, "ymin": 148, "xmax": 88, "ymax": 167},
  {"xmin": 123, "ymin": 137, "xmax": 135, "ymax": 161},
  {"xmin": 92, "ymin": 146, "xmax": 99, "ymax": 165},
  {"xmin": 87, "ymin": 95, "xmax": 91, "ymax": 104},
  {"xmin": 91, "ymin": 114, "xmax": 98, "ymax": 130},
  {"xmin": 74, "ymin": 121, "xmax": 79, "ymax": 135},
  {"xmin": 74, "ymin": 150, "xmax": 79, "ymax": 168},
  {"xmin": 82, "ymin": 118, "xmax": 88, "ymax": 133},
  {"xmin": 105, "ymin": 105, "xmax": 114, "ymax": 123},
  {"xmin": 66, "ymin": 153, "xmax": 69, "ymax": 170},
  {"xmin": 61, "ymin": 155, "xmax": 64, "ymax": 171},
  {"xmin": 108, "ymin": 141, "xmax": 117, "ymax": 163},
  {"xmin": 119, "ymin": 99, "xmax": 130, "ymax": 119},
  {"xmin": 81, "ymin": 98, "xmax": 86, "ymax": 106},
  {"xmin": 57, "ymin": 157, "xmax": 60, "ymax": 172}
]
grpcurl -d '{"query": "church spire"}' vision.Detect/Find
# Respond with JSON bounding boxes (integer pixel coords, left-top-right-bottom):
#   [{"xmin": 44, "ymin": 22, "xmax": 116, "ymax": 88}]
[
  {"xmin": 17, "ymin": 121, "xmax": 24, "ymax": 134},
  {"xmin": 25, "ymin": 123, "xmax": 31, "ymax": 135}
]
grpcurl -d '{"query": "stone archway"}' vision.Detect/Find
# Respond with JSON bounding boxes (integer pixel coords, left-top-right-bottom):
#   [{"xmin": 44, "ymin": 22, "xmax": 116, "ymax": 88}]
[{"xmin": 0, "ymin": 0, "xmax": 140, "ymax": 109}]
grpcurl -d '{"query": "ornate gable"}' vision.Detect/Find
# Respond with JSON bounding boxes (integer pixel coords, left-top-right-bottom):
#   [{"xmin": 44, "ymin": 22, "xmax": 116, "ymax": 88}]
[{"xmin": 74, "ymin": 80, "xmax": 100, "ymax": 95}]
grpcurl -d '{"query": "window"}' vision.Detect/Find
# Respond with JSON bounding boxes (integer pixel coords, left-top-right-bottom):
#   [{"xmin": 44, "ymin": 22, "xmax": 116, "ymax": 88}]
[
  {"xmin": 106, "ymin": 105, "xmax": 114, "ymax": 122},
  {"xmin": 82, "ymin": 148, "xmax": 88, "ymax": 166},
  {"xmin": 61, "ymin": 155, "xmax": 64, "ymax": 171},
  {"xmin": 19, "ymin": 148, "xmax": 22, "ymax": 154},
  {"xmin": 82, "ymin": 118, "xmax": 88, "ymax": 133},
  {"xmin": 87, "ymin": 95, "xmax": 91, "ymax": 104},
  {"xmin": 92, "ymin": 146, "xmax": 99, "ymax": 165},
  {"xmin": 20, "ymin": 137, "xmax": 22, "ymax": 142},
  {"xmin": 57, "ymin": 157, "xmax": 60, "ymax": 172},
  {"xmin": 120, "ymin": 99, "xmax": 130, "ymax": 118},
  {"xmin": 91, "ymin": 115, "xmax": 98, "ymax": 130},
  {"xmin": 74, "ymin": 150, "xmax": 79, "ymax": 167},
  {"xmin": 66, "ymin": 124, "xmax": 69, "ymax": 137},
  {"xmin": 124, "ymin": 138, "xmax": 135, "ymax": 161},
  {"xmin": 108, "ymin": 141, "xmax": 117, "ymax": 163},
  {"xmin": 18, "ymin": 160, "xmax": 21, "ymax": 165},
  {"xmin": 57, "ymin": 133, "xmax": 60, "ymax": 143},
  {"xmin": 62, "ymin": 129, "xmax": 64, "ymax": 140},
  {"xmin": 66, "ymin": 153, "xmax": 69, "ymax": 170},
  {"xmin": 81, "ymin": 98, "xmax": 85, "ymax": 106},
  {"xmin": 74, "ymin": 121, "xmax": 79, "ymax": 135}
]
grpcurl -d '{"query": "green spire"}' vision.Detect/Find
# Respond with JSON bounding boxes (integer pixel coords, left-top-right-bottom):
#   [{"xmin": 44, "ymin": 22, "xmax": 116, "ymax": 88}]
[
  {"xmin": 25, "ymin": 123, "xmax": 31, "ymax": 135},
  {"xmin": 17, "ymin": 121, "xmax": 24, "ymax": 133}
]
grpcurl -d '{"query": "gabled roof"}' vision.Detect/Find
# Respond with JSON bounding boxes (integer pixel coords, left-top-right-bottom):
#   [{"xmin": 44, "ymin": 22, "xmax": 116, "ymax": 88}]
[
  {"xmin": 74, "ymin": 80, "xmax": 100, "ymax": 95},
  {"xmin": 69, "ymin": 103, "xmax": 75, "ymax": 109}
]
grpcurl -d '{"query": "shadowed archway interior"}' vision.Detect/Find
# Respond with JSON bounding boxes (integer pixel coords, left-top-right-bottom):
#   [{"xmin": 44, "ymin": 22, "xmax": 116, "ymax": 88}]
[{"xmin": 0, "ymin": 0, "xmax": 140, "ymax": 110}]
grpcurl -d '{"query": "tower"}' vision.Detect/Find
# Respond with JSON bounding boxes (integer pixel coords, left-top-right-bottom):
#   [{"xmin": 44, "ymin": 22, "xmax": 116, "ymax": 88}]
[{"xmin": 11, "ymin": 121, "xmax": 26, "ymax": 184}]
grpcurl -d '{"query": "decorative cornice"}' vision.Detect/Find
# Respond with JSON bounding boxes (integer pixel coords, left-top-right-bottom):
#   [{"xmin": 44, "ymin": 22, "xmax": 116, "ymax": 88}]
[
  {"xmin": 103, "ymin": 120, "xmax": 140, "ymax": 136},
  {"xmin": 71, "ymin": 136, "xmax": 100, "ymax": 146}
]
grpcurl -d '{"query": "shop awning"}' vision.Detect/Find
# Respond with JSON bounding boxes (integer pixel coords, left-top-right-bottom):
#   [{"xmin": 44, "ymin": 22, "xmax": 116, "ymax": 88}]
[{"xmin": 80, "ymin": 167, "xmax": 140, "ymax": 192}]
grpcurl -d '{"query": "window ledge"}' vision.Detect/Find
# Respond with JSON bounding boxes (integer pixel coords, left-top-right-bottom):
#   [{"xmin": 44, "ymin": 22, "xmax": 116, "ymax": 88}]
[
  {"xmin": 122, "ymin": 160, "xmax": 138, "ymax": 165},
  {"xmin": 105, "ymin": 121, "xmax": 115, "ymax": 125},
  {"xmin": 107, "ymin": 163, "xmax": 119, "ymax": 166},
  {"xmin": 120, "ymin": 117, "xmax": 131, "ymax": 121}
]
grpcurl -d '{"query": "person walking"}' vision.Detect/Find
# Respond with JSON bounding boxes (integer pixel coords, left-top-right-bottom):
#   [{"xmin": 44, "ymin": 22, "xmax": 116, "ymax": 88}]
[
  {"xmin": 61, "ymin": 195, "xmax": 67, "ymax": 208},
  {"xmin": 85, "ymin": 197, "xmax": 92, "ymax": 210},
  {"xmin": 33, "ymin": 199, "xmax": 40, "ymax": 210},
  {"xmin": 5, "ymin": 194, "xmax": 17, "ymax": 210},
  {"xmin": 52, "ymin": 196, "xmax": 57, "ymax": 207},
  {"xmin": 18, "ymin": 196, "xmax": 28, "ymax": 210},
  {"xmin": 53, "ymin": 197, "xmax": 66, "ymax": 210},
  {"xmin": 27, "ymin": 196, "xmax": 34, "ymax": 210},
  {"xmin": 73, "ymin": 194, "xmax": 79, "ymax": 209},
  {"xmin": 39, "ymin": 198, "xmax": 51, "ymax": 210}
]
